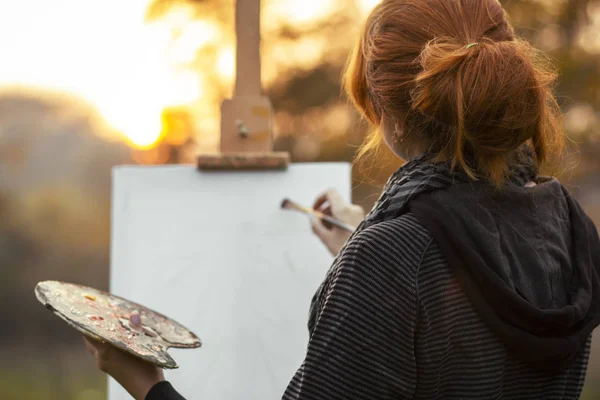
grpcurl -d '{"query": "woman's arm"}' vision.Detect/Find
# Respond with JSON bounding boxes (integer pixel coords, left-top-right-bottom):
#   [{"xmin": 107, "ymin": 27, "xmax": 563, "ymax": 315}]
[{"xmin": 283, "ymin": 217, "xmax": 427, "ymax": 400}]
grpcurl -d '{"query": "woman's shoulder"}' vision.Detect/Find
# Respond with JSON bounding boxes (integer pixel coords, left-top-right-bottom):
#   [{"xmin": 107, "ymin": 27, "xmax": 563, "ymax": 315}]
[
  {"xmin": 341, "ymin": 213, "xmax": 435, "ymax": 276},
  {"xmin": 355, "ymin": 213, "xmax": 433, "ymax": 250}
]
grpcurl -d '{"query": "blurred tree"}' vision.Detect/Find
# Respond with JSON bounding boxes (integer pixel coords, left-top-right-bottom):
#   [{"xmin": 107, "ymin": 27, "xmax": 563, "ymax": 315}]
[{"xmin": 0, "ymin": 90, "xmax": 129, "ymax": 351}]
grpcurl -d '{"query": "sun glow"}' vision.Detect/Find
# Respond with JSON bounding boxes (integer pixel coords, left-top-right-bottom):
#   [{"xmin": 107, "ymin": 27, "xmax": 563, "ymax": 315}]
[
  {"xmin": 358, "ymin": 0, "xmax": 382, "ymax": 14},
  {"xmin": 0, "ymin": 0, "xmax": 212, "ymax": 149},
  {"xmin": 0, "ymin": 0, "xmax": 377, "ymax": 153},
  {"xmin": 264, "ymin": 0, "xmax": 339, "ymax": 27},
  {"xmin": 217, "ymin": 47, "xmax": 236, "ymax": 81}
]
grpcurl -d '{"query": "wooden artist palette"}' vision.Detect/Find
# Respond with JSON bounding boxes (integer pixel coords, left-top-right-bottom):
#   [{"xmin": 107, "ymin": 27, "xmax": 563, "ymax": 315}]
[{"xmin": 35, "ymin": 280, "xmax": 201, "ymax": 369}]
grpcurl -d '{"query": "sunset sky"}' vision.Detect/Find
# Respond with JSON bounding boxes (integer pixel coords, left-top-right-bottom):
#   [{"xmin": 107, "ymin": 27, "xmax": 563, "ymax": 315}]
[{"xmin": 0, "ymin": 0, "xmax": 380, "ymax": 149}]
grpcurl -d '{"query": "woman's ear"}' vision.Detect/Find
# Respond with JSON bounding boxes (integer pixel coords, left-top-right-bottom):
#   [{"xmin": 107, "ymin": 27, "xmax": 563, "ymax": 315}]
[
  {"xmin": 380, "ymin": 113, "xmax": 405, "ymax": 153},
  {"xmin": 381, "ymin": 112, "xmax": 425, "ymax": 161},
  {"xmin": 380, "ymin": 113, "xmax": 395, "ymax": 149}
]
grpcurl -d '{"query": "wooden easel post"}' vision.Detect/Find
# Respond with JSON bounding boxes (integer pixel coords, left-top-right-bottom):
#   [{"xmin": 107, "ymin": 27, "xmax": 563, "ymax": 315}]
[{"xmin": 197, "ymin": 0, "xmax": 290, "ymax": 170}]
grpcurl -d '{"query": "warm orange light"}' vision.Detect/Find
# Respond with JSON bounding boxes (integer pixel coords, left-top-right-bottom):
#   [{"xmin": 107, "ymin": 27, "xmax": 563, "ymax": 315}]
[
  {"xmin": 0, "ymin": 0, "xmax": 209, "ymax": 150},
  {"xmin": 217, "ymin": 47, "xmax": 236, "ymax": 81},
  {"xmin": 264, "ymin": 0, "xmax": 339, "ymax": 28},
  {"xmin": 171, "ymin": 21, "xmax": 221, "ymax": 64},
  {"xmin": 0, "ymin": 0, "xmax": 377, "ymax": 154},
  {"xmin": 358, "ymin": 0, "xmax": 382, "ymax": 14}
]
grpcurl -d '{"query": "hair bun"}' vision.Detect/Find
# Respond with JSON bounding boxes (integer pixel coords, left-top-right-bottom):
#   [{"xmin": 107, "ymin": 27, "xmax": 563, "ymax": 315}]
[{"xmin": 411, "ymin": 37, "xmax": 560, "ymax": 182}]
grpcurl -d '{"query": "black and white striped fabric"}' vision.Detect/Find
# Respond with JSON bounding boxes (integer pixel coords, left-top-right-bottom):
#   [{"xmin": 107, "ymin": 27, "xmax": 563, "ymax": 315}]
[
  {"xmin": 282, "ymin": 152, "xmax": 591, "ymax": 399},
  {"xmin": 282, "ymin": 214, "xmax": 591, "ymax": 399}
]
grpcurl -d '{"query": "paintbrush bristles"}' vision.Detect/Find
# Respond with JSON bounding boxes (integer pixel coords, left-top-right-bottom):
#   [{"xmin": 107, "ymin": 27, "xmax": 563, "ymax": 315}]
[
  {"xmin": 281, "ymin": 198, "xmax": 311, "ymax": 214},
  {"xmin": 280, "ymin": 198, "xmax": 293, "ymax": 209}
]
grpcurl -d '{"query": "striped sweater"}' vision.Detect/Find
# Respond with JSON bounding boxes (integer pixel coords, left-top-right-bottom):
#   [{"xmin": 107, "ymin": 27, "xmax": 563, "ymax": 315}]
[{"xmin": 280, "ymin": 213, "xmax": 591, "ymax": 400}]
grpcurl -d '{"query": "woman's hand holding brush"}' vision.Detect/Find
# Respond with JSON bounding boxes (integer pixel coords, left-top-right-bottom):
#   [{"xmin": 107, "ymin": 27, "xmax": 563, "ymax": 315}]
[{"xmin": 311, "ymin": 189, "xmax": 365, "ymax": 256}]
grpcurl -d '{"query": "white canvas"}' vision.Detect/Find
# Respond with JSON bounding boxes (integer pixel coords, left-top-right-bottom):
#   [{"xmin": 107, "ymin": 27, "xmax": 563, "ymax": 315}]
[{"xmin": 109, "ymin": 163, "xmax": 352, "ymax": 400}]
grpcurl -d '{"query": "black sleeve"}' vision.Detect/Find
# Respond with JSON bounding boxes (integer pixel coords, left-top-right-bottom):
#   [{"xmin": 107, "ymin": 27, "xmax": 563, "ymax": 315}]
[{"xmin": 145, "ymin": 381, "xmax": 186, "ymax": 400}]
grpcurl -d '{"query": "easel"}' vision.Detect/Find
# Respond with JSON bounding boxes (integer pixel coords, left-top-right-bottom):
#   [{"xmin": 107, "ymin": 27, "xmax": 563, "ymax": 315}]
[
  {"xmin": 197, "ymin": 0, "xmax": 290, "ymax": 170},
  {"xmin": 108, "ymin": 4, "xmax": 353, "ymax": 395}
]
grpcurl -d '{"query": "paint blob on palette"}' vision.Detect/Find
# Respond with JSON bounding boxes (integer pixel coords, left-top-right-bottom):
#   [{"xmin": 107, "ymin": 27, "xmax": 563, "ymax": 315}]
[{"xmin": 35, "ymin": 280, "xmax": 201, "ymax": 369}]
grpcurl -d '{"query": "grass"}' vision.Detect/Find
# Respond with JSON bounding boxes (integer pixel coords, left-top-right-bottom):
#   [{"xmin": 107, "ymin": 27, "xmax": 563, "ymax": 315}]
[
  {"xmin": 0, "ymin": 371, "xmax": 105, "ymax": 400},
  {"xmin": 0, "ymin": 350, "xmax": 106, "ymax": 400},
  {"xmin": 1, "ymin": 356, "xmax": 598, "ymax": 399}
]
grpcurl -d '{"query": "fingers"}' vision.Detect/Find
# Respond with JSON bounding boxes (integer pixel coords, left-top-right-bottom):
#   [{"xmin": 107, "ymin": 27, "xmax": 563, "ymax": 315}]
[
  {"xmin": 312, "ymin": 192, "xmax": 329, "ymax": 211},
  {"xmin": 313, "ymin": 189, "xmax": 345, "ymax": 213},
  {"xmin": 83, "ymin": 335, "xmax": 110, "ymax": 357},
  {"xmin": 321, "ymin": 206, "xmax": 332, "ymax": 217},
  {"xmin": 83, "ymin": 335, "xmax": 111, "ymax": 372},
  {"xmin": 325, "ymin": 189, "xmax": 346, "ymax": 210},
  {"xmin": 311, "ymin": 217, "xmax": 330, "ymax": 241},
  {"xmin": 83, "ymin": 335, "xmax": 106, "ymax": 347},
  {"xmin": 311, "ymin": 190, "xmax": 363, "ymax": 248},
  {"xmin": 313, "ymin": 202, "xmax": 334, "ymax": 230},
  {"xmin": 83, "ymin": 336, "xmax": 97, "ymax": 356},
  {"xmin": 83, "ymin": 335, "xmax": 104, "ymax": 352}
]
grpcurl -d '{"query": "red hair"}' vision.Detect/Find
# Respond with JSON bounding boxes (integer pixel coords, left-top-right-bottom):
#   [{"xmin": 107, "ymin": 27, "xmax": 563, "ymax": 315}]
[{"xmin": 344, "ymin": 0, "xmax": 563, "ymax": 185}]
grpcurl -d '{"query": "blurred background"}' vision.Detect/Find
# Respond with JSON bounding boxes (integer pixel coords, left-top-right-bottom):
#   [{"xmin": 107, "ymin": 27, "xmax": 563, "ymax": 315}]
[{"xmin": 0, "ymin": 0, "xmax": 599, "ymax": 398}]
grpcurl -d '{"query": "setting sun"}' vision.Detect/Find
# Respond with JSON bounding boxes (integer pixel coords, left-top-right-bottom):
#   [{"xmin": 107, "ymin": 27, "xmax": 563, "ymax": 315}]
[
  {"xmin": 0, "ymin": 0, "xmax": 379, "ymax": 152},
  {"xmin": 0, "ymin": 0, "xmax": 206, "ymax": 149}
]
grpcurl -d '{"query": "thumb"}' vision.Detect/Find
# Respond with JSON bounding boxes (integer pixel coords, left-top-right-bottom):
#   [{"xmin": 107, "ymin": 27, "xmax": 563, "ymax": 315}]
[
  {"xmin": 326, "ymin": 189, "xmax": 346, "ymax": 212},
  {"xmin": 311, "ymin": 217, "xmax": 331, "ymax": 241},
  {"xmin": 83, "ymin": 335, "xmax": 98, "ymax": 356}
]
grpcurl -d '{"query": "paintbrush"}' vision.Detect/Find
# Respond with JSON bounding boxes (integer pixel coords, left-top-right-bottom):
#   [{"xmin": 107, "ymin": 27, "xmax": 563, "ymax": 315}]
[{"xmin": 281, "ymin": 198, "xmax": 356, "ymax": 233}]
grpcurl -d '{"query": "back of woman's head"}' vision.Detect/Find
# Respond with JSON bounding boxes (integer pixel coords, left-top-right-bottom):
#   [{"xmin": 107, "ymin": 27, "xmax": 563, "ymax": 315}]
[{"xmin": 345, "ymin": 0, "xmax": 563, "ymax": 185}]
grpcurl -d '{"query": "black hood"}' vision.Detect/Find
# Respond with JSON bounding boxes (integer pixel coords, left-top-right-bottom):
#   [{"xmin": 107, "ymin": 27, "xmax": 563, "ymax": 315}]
[{"xmin": 409, "ymin": 178, "xmax": 600, "ymax": 369}]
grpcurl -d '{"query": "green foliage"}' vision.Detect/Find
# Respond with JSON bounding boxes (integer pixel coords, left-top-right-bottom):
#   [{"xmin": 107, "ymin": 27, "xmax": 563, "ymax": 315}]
[{"xmin": 0, "ymin": 357, "xmax": 105, "ymax": 400}]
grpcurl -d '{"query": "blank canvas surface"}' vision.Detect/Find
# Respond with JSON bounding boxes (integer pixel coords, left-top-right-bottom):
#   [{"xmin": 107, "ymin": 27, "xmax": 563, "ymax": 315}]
[{"xmin": 109, "ymin": 163, "xmax": 351, "ymax": 400}]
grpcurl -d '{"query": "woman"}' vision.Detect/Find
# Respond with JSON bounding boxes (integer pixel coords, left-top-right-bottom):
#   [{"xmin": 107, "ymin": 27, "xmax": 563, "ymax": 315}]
[{"xmin": 85, "ymin": 0, "xmax": 600, "ymax": 398}]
